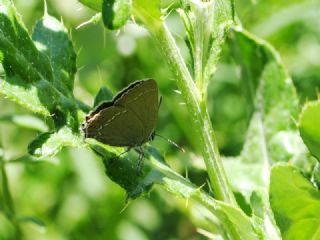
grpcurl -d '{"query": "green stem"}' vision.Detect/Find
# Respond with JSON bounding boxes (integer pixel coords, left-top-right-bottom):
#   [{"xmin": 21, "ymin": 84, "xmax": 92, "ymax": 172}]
[
  {"xmin": 148, "ymin": 155, "xmax": 243, "ymax": 240},
  {"xmin": 151, "ymin": 21, "xmax": 236, "ymax": 206},
  {"xmin": 0, "ymin": 158, "xmax": 22, "ymax": 239}
]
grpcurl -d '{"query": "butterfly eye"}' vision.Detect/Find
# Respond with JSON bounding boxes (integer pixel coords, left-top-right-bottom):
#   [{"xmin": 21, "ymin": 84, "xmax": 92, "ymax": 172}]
[{"xmin": 150, "ymin": 132, "xmax": 155, "ymax": 141}]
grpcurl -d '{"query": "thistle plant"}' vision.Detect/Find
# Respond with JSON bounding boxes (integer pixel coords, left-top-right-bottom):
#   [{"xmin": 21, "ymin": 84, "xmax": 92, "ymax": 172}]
[{"xmin": 0, "ymin": 0, "xmax": 320, "ymax": 239}]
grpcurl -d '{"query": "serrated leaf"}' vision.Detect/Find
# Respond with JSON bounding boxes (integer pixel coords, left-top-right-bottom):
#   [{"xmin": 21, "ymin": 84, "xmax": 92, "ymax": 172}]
[
  {"xmin": 28, "ymin": 127, "xmax": 83, "ymax": 158},
  {"xmin": 224, "ymin": 28, "xmax": 302, "ymax": 195},
  {"xmin": 0, "ymin": 1, "xmax": 53, "ymax": 82},
  {"xmin": 0, "ymin": 1, "xmax": 78, "ymax": 121},
  {"xmin": 0, "ymin": 76, "xmax": 51, "ymax": 116},
  {"xmin": 32, "ymin": 14, "xmax": 77, "ymax": 95},
  {"xmin": 102, "ymin": 0, "xmax": 132, "ymax": 30},
  {"xmin": 0, "ymin": 1, "xmax": 83, "ymax": 158},
  {"xmin": 87, "ymin": 139, "xmax": 151, "ymax": 199},
  {"xmin": 299, "ymin": 100, "xmax": 320, "ymax": 161},
  {"xmin": 93, "ymin": 86, "xmax": 113, "ymax": 107},
  {"xmin": 270, "ymin": 164, "xmax": 320, "ymax": 240},
  {"xmin": 88, "ymin": 139, "xmax": 260, "ymax": 239},
  {"xmin": 222, "ymin": 28, "xmax": 304, "ymax": 239}
]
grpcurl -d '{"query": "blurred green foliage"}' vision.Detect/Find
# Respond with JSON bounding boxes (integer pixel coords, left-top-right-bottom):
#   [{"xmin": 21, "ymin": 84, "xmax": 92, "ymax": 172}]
[{"xmin": 0, "ymin": 0, "xmax": 319, "ymax": 239}]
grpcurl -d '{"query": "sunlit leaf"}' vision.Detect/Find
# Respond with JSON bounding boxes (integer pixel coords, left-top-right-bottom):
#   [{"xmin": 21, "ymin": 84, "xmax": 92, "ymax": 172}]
[
  {"xmin": 102, "ymin": 0, "xmax": 132, "ymax": 30},
  {"xmin": 222, "ymin": 28, "xmax": 304, "ymax": 239},
  {"xmin": 270, "ymin": 164, "xmax": 320, "ymax": 240},
  {"xmin": 299, "ymin": 100, "xmax": 320, "ymax": 161},
  {"xmin": 0, "ymin": 1, "xmax": 84, "ymax": 158},
  {"xmin": 223, "ymin": 27, "xmax": 303, "ymax": 196},
  {"xmin": 32, "ymin": 14, "xmax": 77, "ymax": 95},
  {"xmin": 0, "ymin": 0, "xmax": 53, "ymax": 82},
  {"xmin": 28, "ymin": 127, "xmax": 83, "ymax": 158},
  {"xmin": 0, "ymin": 1, "xmax": 77, "ymax": 122}
]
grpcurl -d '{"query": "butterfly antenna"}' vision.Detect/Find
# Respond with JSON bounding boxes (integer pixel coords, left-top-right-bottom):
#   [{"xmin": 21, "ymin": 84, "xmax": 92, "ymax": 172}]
[{"xmin": 154, "ymin": 133, "xmax": 185, "ymax": 153}]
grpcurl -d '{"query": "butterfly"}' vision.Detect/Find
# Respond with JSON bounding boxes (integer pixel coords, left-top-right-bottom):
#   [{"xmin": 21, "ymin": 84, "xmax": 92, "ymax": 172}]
[{"xmin": 82, "ymin": 79, "xmax": 159, "ymax": 157}]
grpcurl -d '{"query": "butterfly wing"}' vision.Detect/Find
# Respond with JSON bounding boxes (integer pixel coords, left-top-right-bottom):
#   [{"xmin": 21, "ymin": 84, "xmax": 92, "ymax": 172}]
[
  {"xmin": 84, "ymin": 106, "xmax": 145, "ymax": 147},
  {"xmin": 114, "ymin": 79, "xmax": 159, "ymax": 144}
]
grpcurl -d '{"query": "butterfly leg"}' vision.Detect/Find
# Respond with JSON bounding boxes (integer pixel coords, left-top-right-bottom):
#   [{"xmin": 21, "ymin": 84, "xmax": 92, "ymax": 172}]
[
  {"xmin": 135, "ymin": 146, "xmax": 145, "ymax": 175},
  {"xmin": 118, "ymin": 147, "xmax": 131, "ymax": 157},
  {"xmin": 106, "ymin": 148, "xmax": 131, "ymax": 168}
]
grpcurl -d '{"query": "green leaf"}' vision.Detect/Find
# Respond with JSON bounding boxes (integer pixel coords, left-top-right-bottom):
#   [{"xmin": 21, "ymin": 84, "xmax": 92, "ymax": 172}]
[
  {"xmin": 223, "ymin": 156, "xmax": 267, "ymax": 200},
  {"xmin": 224, "ymin": 28, "xmax": 303, "ymax": 195},
  {"xmin": 28, "ymin": 127, "xmax": 83, "ymax": 158},
  {"xmin": 270, "ymin": 164, "xmax": 320, "ymax": 240},
  {"xmin": 78, "ymin": 0, "xmax": 103, "ymax": 11},
  {"xmin": 88, "ymin": 140, "xmax": 260, "ymax": 239},
  {"xmin": 102, "ymin": 0, "xmax": 132, "ymax": 30},
  {"xmin": 0, "ymin": 1, "xmax": 78, "ymax": 120},
  {"xmin": 229, "ymin": 28, "xmax": 299, "ymax": 132},
  {"xmin": 224, "ymin": 27, "xmax": 302, "ymax": 192},
  {"xmin": 0, "ymin": 114, "xmax": 48, "ymax": 132},
  {"xmin": 0, "ymin": 1, "xmax": 55, "ymax": 116},
  {"xmin": 0, "ymin": 1, "xmax": 83, "ymax": 158},
  {"xmin": 87, "ymin": 139, "xmax": 151, "ymax": 199},
  {"xmin": 0, "ymin": 76, "xmax": 59, "ymax": 116},
  {"xmin": 93, "ymin": 86, "xmax": 113, "ymax": 107},
  {"xmin": 132, "ymin": 0, "xmax": 162, "ymax": 29},
  {"xmin": 250, "ymin": 190, "xmax": 281, "ymax": 239},
  {"xmin": 32, "ymin": 13, "xmax": 77, "ymax": 95},
  {"xmin": 299, "ymin": 100, "xmax": 320, "ymax": 161},
  {"xmin": 222, "ymin": 28, "xmax": 305, "ymax": 239},
  {"xmin": 0, "ymin": 1, "xmax": 53, "ymax": 83},
  {"xmin": 6, "ymin": 155, "xmax": 40, "ymax": 164}
]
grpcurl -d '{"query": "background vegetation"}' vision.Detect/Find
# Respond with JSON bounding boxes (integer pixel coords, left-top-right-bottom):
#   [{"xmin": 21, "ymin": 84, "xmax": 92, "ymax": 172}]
[{"xmin": 0, "ymin": 0, "xmax": 319, "ymax": 239}]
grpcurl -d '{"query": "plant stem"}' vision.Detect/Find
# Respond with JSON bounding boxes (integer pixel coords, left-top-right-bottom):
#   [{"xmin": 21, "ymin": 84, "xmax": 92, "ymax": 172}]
[
  {"xmin": 151, "ymin": 21, "xmax": 236, "ymax": 206},
  {"xmin": 0, "ymin": 158, "xmax": 22, "ymax": 239},
  {"xmin": 148, "ymin": 155, "xmax": 243, "ymax": 240}
]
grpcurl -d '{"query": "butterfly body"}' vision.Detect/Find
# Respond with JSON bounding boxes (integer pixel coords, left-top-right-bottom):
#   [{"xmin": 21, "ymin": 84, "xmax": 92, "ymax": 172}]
[{"xmin": 82, "ymin": 79, "xmax": 159, "ymax": 148}]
